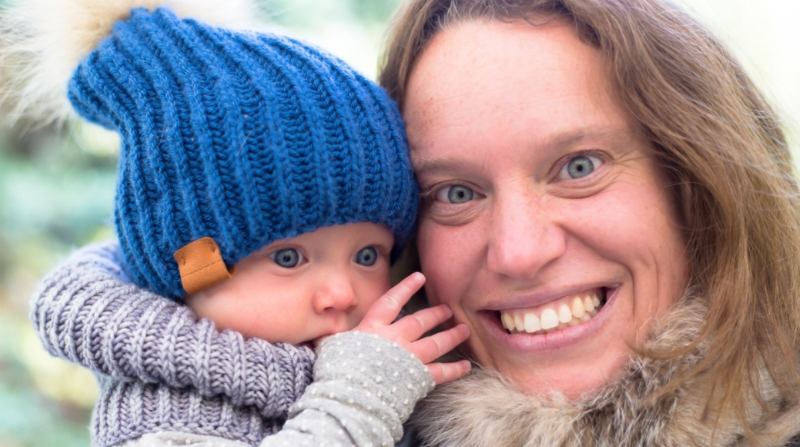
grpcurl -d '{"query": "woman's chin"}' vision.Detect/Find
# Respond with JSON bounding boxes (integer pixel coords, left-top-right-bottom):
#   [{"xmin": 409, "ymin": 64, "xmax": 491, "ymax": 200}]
[{"xmin": 480, "ymin": 346, "xmax": 632, "ymax": 400}]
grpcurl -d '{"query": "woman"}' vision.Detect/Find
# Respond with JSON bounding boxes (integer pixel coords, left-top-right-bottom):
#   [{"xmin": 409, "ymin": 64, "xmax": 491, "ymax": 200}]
[{"xmin": 381, "ymin": 0, "xmax": 800, "ymax": 446}]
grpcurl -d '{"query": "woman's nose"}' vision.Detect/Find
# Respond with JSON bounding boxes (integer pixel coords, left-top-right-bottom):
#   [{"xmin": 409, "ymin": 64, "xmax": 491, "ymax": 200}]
[
  {"xmin": 312, "ymin": 273, "xmax": 358, "ymax": 314},
  {"xmin": 487, "ymin": 189, "xmax": 567, "ymax": 279}
]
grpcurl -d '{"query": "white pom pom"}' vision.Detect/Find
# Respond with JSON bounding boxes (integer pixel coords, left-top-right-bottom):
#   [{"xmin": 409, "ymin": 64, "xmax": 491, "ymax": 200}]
[{"xmin": 0, "ymin": 0, "xmax": 260, "ymax": 125}]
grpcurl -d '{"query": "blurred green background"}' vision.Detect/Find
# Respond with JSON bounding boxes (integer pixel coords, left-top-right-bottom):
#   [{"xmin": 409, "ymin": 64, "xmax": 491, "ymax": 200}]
[{"xmin": 0, "ymin": 0, "xmax": 797, "ymax": 446}]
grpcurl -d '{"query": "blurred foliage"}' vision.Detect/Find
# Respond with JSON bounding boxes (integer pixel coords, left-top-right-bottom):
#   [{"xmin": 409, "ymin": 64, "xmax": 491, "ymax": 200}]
[
  {"xmin": 0, "ymin": 311, "xmax": 95, "ymax": 447},
  {"xmin": 0, "ymin": 121, "xmax": 118, "ymax": 447},
  {"xmin": 265, "ymin": 0, "xmax": 399, "ymax": 25},
  {"xmin": 261, "ymin": 0, "xmax": 403, "ymax": 79},
  {"xmin": 0, "ymin": 0, "xmax": 796, "ymax": 446}
]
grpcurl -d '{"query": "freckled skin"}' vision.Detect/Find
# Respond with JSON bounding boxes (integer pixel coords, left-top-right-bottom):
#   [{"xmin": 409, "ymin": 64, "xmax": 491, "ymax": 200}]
[
  {"xmin": 185, "ymin": 222, "xmax": 394, "ymax": 346},
  {"xmin": 403, "ymin": 20, "xmax": 689, "ymax": 398}
]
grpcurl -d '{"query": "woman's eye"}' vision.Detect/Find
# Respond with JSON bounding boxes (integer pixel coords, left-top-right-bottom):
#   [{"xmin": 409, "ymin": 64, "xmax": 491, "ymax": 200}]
[
  {"xmin": 558, "ymin": 155, "xmax": 602, "ymax": 180},
  {"xmin": 270, "ymin": 248, "xmax": 305, "ymax": 268},
  {"xmin": 354, "ymin": 247, "xmax": 378, "ymax": 266},
  {"xmin": 435, "ymin": 184, "xmax": 475, "ymax": 204}
]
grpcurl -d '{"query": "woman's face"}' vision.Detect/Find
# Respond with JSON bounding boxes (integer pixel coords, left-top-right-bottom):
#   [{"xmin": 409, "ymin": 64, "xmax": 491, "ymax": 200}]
[{"xmin": 403, "ymin": 19, "xmax": 689, "ymax": 398}]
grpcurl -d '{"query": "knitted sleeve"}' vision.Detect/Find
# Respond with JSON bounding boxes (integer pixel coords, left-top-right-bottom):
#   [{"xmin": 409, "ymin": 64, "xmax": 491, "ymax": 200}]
[
  {"xmin": 258, "ymin": 331, "xmax": 435, "ymax": 447},
  {"xmin": 30, "ymin": 240, "xmax": 315, "ymax": 419},
  {"xmin": 104, "ymin": 332, "xmax": 431, "ymax": 447}
]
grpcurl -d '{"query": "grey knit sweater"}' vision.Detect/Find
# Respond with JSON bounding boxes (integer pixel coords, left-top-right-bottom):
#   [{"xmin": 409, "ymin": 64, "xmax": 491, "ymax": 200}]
[{"xmin": 31, "ymin": 241, "xmax": 432, "ymax": 447}]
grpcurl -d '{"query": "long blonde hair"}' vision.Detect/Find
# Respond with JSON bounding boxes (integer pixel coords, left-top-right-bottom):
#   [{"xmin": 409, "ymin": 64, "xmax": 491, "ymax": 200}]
[{"xmin": 380, "ymin": 0, "xmax": 800, "ymax": 439}]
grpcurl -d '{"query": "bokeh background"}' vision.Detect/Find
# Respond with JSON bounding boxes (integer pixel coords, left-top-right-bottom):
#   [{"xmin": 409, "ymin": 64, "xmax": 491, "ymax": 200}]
[{"xmin": 0, "ymin": 0, "xmax": 798, "ymax": 445}]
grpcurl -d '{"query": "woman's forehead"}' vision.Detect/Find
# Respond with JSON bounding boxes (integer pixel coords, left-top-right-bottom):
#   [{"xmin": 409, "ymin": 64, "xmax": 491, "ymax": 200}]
[
  {"xmin": 403, "ymin": 21, "xmax": 615, "ymax": 132},
  {"xmin": 402, "ymin": 19, "xmax": 650, "ymax": 179}
]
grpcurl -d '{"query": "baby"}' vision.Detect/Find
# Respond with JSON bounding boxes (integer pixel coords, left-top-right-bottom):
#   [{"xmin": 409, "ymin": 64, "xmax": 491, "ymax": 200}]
[{"xmin": 2, "ymin": 0, "xmax": 470, "ymax": 446}]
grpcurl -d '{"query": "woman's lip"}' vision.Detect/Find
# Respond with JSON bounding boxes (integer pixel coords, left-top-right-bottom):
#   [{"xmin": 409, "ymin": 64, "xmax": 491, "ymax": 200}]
[
  {"xmin": 483, "ymin": 284, "xmax": 615, "ymax": 311},
  {"xmin": 477, "ymin": 286, "xmax": 620, "ymax": 351}
]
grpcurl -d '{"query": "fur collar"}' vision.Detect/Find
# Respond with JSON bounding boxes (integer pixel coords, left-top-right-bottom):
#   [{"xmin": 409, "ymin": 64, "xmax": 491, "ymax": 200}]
[{"xmin": 410, "ymin": 299, "xmax": 800, "ymax": 447}]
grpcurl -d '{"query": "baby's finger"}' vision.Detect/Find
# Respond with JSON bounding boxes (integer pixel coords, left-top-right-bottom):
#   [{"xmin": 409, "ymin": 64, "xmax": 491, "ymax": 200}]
[
  {"xmin": 412, "ymin": 324, "xmax": 470, "ymax": 364},
  {"xmin": 428, "ymin": 360, "xmax": 472, "ymax": 385},
  {"xmin": 361, "ymin": 273, "xmax": 425, "ymax": 325},
  {"xmin": 392, "ymin": 304, "xmax": 453, "ymax": 342}
]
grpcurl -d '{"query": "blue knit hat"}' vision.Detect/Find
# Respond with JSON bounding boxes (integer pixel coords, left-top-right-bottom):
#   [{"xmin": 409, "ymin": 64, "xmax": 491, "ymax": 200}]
[{"xmin": 65, "ymin": 7, "xmax": 418, "ymax": 300}]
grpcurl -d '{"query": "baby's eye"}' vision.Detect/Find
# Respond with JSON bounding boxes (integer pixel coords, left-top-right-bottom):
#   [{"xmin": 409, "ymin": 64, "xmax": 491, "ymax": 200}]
[
  {"xmin": 354, "ymin": 247, "xmax": 378, "ymax": 266},
  {"xmin": 557, "ymin": 154, "xmax": 602, "ymax": 180},
  {"xmin": 270, "ymin": 248, "xmax": 305, "ymax": 268},
  {"xmin": 435, "ymin": 184, "xmax": 475, "ymax": 204}
]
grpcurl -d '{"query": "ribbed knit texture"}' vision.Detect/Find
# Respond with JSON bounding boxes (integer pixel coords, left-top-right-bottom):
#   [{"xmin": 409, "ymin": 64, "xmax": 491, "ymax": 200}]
[
  {"xmin": 31, "ymin": 241, "xmax": 315, "ymax": 446},
  {"xmin": 67, "ymin": 7, "xmax": 418, "ymax": 299}
]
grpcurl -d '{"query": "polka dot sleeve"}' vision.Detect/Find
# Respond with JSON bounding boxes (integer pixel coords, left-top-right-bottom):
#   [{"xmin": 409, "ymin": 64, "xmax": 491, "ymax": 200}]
[{"xmin": 257, "ymin": 331, "xmax": 435, "ymax": 447}]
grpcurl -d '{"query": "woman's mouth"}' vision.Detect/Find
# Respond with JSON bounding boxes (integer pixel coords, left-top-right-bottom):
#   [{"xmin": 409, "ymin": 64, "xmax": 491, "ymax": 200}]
[{"xmin": 497, "ymin": 288, "xmax": 607, "ymax": 335}]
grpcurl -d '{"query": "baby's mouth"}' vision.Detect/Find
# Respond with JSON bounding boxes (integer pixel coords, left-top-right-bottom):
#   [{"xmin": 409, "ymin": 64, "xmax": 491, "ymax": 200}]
[{"xmin": 498, "ymin": 288, "xmax": 607, "ymax": 334}]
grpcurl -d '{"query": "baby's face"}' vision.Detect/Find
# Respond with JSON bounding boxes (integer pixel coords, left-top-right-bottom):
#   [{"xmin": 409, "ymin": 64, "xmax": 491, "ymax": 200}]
[{"xmin": 185, "ymin": 222, "xmax": 394, "ymax": 345}]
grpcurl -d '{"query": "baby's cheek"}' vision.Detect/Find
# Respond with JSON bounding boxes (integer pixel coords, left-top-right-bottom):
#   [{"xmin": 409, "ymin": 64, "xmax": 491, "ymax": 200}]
[
  {"xmin": 184, "ymin": 290, "xmax": 220, "ymax": 321},
  {"xmin": 185, "ymin": 290, "xmax": 253, "ymax": 336}
]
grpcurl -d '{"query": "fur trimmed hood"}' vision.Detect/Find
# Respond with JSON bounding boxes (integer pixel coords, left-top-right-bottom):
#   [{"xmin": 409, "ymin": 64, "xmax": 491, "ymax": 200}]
[{"xmin": 410, "ymin": 299, "xmax": 800, "ymax": 447}]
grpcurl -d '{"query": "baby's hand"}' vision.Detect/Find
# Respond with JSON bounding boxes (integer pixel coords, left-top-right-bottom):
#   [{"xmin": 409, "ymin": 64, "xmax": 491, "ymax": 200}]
[{"xmin": 352, "ymin": 272, "xmax": 471, "ymax": 385}]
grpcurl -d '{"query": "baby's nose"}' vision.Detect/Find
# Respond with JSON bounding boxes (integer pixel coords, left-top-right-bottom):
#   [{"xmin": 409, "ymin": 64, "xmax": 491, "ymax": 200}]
[{"xmin": 312, "ymin": 277, "xmax": 358, "ymax": 314}]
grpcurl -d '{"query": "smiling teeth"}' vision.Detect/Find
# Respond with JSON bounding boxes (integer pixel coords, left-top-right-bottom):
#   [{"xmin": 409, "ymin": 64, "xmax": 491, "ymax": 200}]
[
  {"xmin": 500, "ymin": 291, "xmax": 605, "ymax": 335},
  {"xmin": 584, "ymin": 296, "xmax": 595, "ymax": 313},
  {"xmin": 571, "ymin": 297, "xmax": 585, "ymax": 319},
  {"xmin": 524, "ymin": 313, "xmax": 540, "ymax": 332},
  {"xmin": 502, "ymin": 312, "xmax": 514, "ymax": 331},
  {"xmin": 540, "ymin": 308, "xmax": 558, "ymax": 330}
]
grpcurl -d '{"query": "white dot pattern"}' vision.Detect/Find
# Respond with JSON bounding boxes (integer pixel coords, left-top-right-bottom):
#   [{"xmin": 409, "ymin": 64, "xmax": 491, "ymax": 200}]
[{"xmin": 275, "ymin": 331, "xmax": 434, "ymax": 446}]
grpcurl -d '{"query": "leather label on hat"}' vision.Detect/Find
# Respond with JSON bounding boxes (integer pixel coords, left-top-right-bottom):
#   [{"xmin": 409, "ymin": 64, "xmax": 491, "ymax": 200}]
[{"xmin": 173, "ymin": 237, "xmax": 234, "ymax": 295}]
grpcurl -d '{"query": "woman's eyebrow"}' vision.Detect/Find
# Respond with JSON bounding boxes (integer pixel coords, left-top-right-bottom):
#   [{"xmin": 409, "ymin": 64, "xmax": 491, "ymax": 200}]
[
  {"xmin": 541, "ymin": 126, "xmax": 634, "ymax": 152},
  {"xmin": 412, "ymin": 127, "xmax": 635, "ymax": 176},
  {"xmin": 411, "ymin": 156, "xmax": 484, "ymax": 177}
]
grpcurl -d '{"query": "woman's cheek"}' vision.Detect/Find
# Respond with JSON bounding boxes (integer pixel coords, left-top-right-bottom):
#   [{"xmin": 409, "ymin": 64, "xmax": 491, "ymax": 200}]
[
  {"xmin": 417, "ymin": 223, "xmax": 443, "ymax": 307},
  {"xmin": 417, "ymin": 219, "xmax": 476, "ymax": 309}
]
